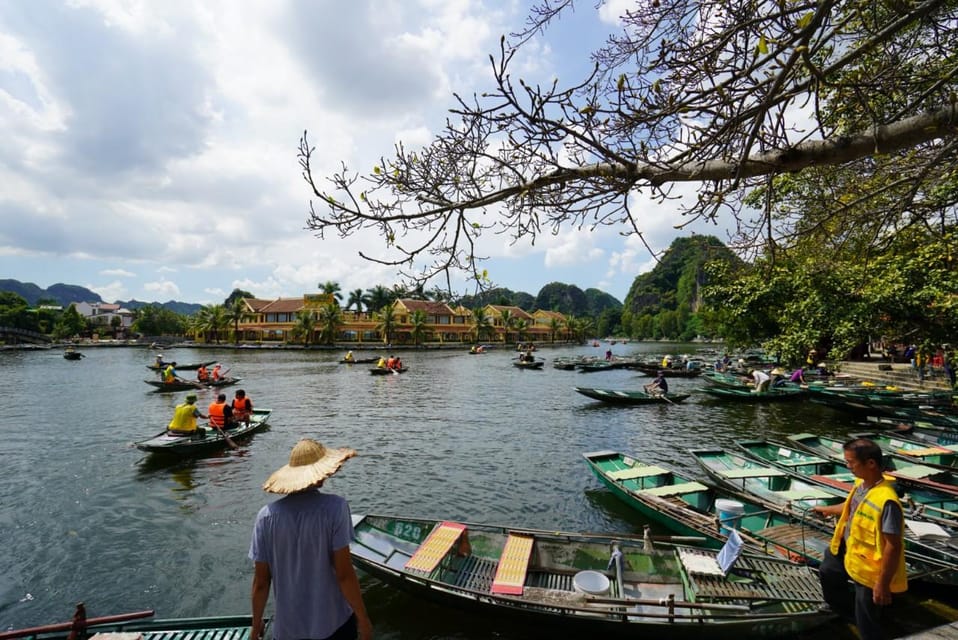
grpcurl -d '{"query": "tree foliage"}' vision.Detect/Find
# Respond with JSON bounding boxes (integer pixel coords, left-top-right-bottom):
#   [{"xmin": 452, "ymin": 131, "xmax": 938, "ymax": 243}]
[{"xmin": 301, "ymin": 0, "xmax": 958, "ymax": 288}]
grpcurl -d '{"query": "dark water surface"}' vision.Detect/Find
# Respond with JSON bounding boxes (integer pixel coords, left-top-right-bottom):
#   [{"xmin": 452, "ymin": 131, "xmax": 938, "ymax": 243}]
[{"xmin": 2, "ymin": 343, "xmax": 955, "ymax": 638}]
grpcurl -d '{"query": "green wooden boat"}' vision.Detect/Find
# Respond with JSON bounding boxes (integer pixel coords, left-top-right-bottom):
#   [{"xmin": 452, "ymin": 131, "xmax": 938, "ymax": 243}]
[
  {"xmin": 145, "ymin": 359, "xmax": 218, "ymax": 371},
  {"xmin": 143, "ymin": 377, "xmax": 241, "ymax": 392},
  {"xmin": 135, "ymin": 408, "xmax": 272, "ymax": 456},
  {"xmin": 849, "ymin": 431, "xmax": 958, "ymax": 471},
  {"xmin": 512, "ymin": 359, "xmax": 544, "ymax": 369},
  {"xmin": 350, "ymin": 513, "xmax": 832, "ymax": 639},
  {"xmin": 700, "ymin": 371, "xmax": 751, "ymax": 388},
  {"xmin": 0, "ymin": 606, "xmax": 261, "ymax": 640},
  {"xmin": 698, "ymin": 386, "xmax": 806, "ymax": 402},
  {"xmin": 574, "ymin": 387, "xmax": 690, "ymax": 405},
  {"xmin": 582, "ymin": 450, "xmax": 834, "ymax": 565},
  {"xmin": 697, "ymin": 445, "xmax": 958, "ymax": 585},
  {"xmin": 788, "ymin": 433, "xmax": 958, "ymax": 497}
]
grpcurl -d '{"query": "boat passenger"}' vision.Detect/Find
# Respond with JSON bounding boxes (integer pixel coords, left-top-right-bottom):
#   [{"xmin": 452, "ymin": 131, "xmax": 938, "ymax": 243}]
[
  {"xmin": 167, "ymin": 393, "xmax": 209, "ymax": 437},
  {"xmin": 770, "ymin": 367, "xmax": 788, "ymax": 387},
  {"xmin": 211, "ymin": 364, "xmax": 223, "ymax": 382},
  {"xmin": 789, "ymin": 367, "xmax": 807, "ymax": 385},
  {"xmin": 208, "ymin": 393, "xmax": 235, "ymax": 430},
  {"xmin": 344, "ymin": 351, "xmax": 355, "ymax": 363},
  {"xmin": 196, "ymin": 365, "xmax": 209, "ymax": 382},
  {"xmin": 522, "ymin": 350, "xmax": 535, "ymax": 363},
  {"xmin": 469, "ymin": 345, "xmax": 478, "ymax": 354},
  {"xmin": 155, "ymin": 354, "xmax": 166, "ymax": 367},
  {"xmin": 644, "ymin": 371, "xmax": 669, "ymax": 396},
  {"xmin": 386, "ymin": 355, "xmax": 397, "ymax": 369},
  {"xmin": 661, "ymin": 354, "xmax": 673, "ymax": 368},
  {"xmin": 163, "ymin": 362, "xmax": 179, "ymax": 383},
  {"xmin": 392, "ymin": 357, "xmax": 403, "ymax": 371},
  {"xmin": 749, "ymin": 368, "xmax": 771, "ymax": 393},
  {"xmin": 376, "ymin": 356, "xmax": 387, "ymax": 368},
  {"xmin": 233, "ymin": 389, "xmax": 253, "ymax": 425}
]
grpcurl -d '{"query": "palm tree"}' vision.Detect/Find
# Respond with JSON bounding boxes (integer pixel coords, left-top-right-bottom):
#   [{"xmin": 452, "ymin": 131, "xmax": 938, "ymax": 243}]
[
  {"xmin": 513, "ymin": 318, "xmax": 528, "ymax": 344},
  {"xmin": 194, "ymin": 304, "xmax": 229, "ymax": 343},
  {"xmin": 548, "ymin": 317, "xmax": 564, "ymax": 343},
  {"xmin": 365, "ymin": 285, "xmax": 392, "ymax": 312},
  {"xmin": 375, "ymin": 303, "xmax": 397, "ymax": 344},
  {"xmin": 498, "ymin": 309, "xmax": 514, "ymax": 344},
  {"xmin": 292, "ymin": 310, "xmax": 317, "ymax": 346},
  {"xmin": 346, "ymin": 288, "xmax": 369, "ymax": 314},
  {"xmin": 316, "ymin": 302, "xmax": 343, "ymax": 345},
  {"xmin": 319, "ymin": 280, "xmax": 343, "ymax": 302},
  {"xmin": 409, "ymin": 310, "xmax": 429, "ymax": 345},
  {"xmin": 224, "ymin": 298, "xmax": 251, "ymax": 345},
  {"xmin": 471, "ymin": 308, "xmax": 492, "ymax": 343}
]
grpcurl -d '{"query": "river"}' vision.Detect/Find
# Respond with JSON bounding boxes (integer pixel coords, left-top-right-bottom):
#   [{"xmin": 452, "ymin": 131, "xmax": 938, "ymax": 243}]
[{"xmin": 1, "ymin": 342, "xmax": 954, "ymax": 638}]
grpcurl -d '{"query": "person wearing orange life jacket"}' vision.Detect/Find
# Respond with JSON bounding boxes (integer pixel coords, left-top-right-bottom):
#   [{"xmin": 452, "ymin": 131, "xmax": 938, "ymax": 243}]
[
  {"xmin": 813, "ymin": 438, "xmax": 906, "ymax": 640},
  {"xmin": 208, "ymin": 393, "xmax": 235, "ymax": 430},
  {"xmin": 211, "ymin": 364, "xmax": 223, "ymax": 382},
  {"xmin": 232, "ymin": 389, "xmax": 253, "ymax": 425},
  {"xmin": 385, "ymin": 355, "xmax": 396, "ymax": 369},
  {"xmin": 196, "ymin": 365, "xmax": 209, "ymax": 383}
]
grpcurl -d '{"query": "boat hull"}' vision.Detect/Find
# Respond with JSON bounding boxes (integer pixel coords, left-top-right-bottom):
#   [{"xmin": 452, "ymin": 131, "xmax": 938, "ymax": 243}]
[{"xmin": 135, "ymin": 409, "xmax": 271, "ymax": 455}]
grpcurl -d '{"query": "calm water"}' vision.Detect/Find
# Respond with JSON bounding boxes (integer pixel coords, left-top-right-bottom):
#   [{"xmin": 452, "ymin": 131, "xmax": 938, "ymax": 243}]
[{"xmin": 1, "ymin": 343, "xmax": 954, "ymax": 638}]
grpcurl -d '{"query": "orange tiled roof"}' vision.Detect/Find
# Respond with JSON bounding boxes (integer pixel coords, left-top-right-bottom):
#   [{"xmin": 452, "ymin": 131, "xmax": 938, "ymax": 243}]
[
  {"xmin": 485, "ymin": 304, "xmax": 534, "ymax": 320},
  {"xmin": 259, "ymin": 297, "xmax": 307, "ymax": 313},
  {"xmin": 396, "ymin": 299, "xmax": 455, "ymax": 315}
]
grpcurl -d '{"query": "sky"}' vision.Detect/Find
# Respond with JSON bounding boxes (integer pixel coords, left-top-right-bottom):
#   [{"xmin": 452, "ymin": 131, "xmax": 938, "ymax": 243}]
[{"xmin": 0, "ymin": 0, "xmax": 731, "ymax": 306}]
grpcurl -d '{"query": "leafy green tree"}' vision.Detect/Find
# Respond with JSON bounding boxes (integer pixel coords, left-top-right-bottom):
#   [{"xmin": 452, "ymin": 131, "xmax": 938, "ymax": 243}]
[
  {"xmin": 471, "ymin": 307, "xmax": 492, "ymax": 343},
  {"xmin": 375, "ymin": 304, "xmax": 397, "ymax": 344},
  {"xmin": 548, "ymin": 317, "xmax": 564, "ymax": 344},
  {"xmin": 409, "ymin": 310, "xmax": 429, "ymax": 345},
  {"xmin": 498, "ymin": 309, "xmax": 514, "ymax": 343},
  {"xmin": 0, "ymin": 292, "xmax": 30, "ymax": 329},
  {"xmin": 52, "ymin": 304, "xmax": 86, "ymax": 339},
  {"xmin": 365, "ymin": 285, "xmax": 392, "ymax": 312},
  {"xmin": 224, "ymin": 299, "xmax": 251, "ymax": 345},
  {"xmin": 319, "ymin": 281, "xmax": 343, "ymax": 302},
  {"xmin": 224, "ymin": 288, "xmax": 254, "ymax": 308},
  {"xmin": 317, "ymin": 303, "xmax": 343, "ymax": 346},
  {"xmin": 346, "ymin": 288, "xmax": 369, "ymax": 314},
  {"xmin": 292, "ymin": 310, "xmax": 317, "ymax": 346},
  {"xmin": 132, "ymin": 304, "xmax": 186, "ymax": 337}
]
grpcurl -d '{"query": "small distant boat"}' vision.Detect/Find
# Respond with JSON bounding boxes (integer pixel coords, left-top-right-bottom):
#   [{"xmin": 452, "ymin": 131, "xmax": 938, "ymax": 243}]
[
  {"xmin": 350, "ymin": 513, "xmax": 833, "ymax": 638},
  {"xmin": 513, "ymin": 359, "xmax": 544, "ymax": 370},
  {"xmin": 146, "ymin": 359, "xmax": 218, "ymax": 371},
  {"xmin": 144, "ymin": 377, "xmax": 241, "ymax": 392},
  {"xmin": 63, "ymin": 349, "xmax": 84, "ymax": 360},
  {"xmin": 135, "ymin": 409, "xmax": 272, "ymax": 456},
  {"xmin": 574, "ymin": 387, "xmax": 690, "ymax": 405},
  {"xmin": 340, "ymin": 356, "xmax": 380, "ymax": 364},
  {"xmin": 370, "ymin": 367, "xmax": 407, "ymax": 375}
]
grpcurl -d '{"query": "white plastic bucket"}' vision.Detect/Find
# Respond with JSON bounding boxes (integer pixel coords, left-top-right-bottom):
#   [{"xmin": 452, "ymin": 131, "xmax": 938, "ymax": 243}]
[
  {"xmin": 715, "ymin": 498, "xmax": 745, "ymax": 534},
  {"xmin": 573, "ymin": 570, "xmax": 611, "ymax": 596}
]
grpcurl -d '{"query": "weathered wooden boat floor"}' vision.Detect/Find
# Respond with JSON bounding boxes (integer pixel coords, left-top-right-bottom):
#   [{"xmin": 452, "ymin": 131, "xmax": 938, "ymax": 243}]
[
  {"xmin": 755, "ymin": 523, "xmax": 829, "ymax": 562},
  {"xmin": 683, "ymin": 550, "xmax": 823, "ymax": 604},
  {"xmin": 137, "ymin": 628, "xmax": 251, "ymax": 640}
]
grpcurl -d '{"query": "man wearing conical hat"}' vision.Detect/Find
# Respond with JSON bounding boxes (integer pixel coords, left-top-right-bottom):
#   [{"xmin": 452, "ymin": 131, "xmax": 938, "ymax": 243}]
[{"xmin": 249, "ymin": 439, "xmax": 372, "ymax": 640}]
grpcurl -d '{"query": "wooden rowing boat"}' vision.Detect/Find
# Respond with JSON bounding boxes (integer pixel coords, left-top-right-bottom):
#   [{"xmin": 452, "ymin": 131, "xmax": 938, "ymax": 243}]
[
  {"xmin": 135, "ymin": 408, "xmax": 272, "ymax": 455},
  {"xmin": 143, "ymin": 377, "xmax": 241, "ymax": 392},
  {"xmin": 574, "ymin": 387, "xmax": 690, "ymax": 405},
  {"xmin": 582, "ymin": 450, "xmax": 833, "ymax": 566},
  {"xmin": 698, "ymin": 386, "xmax": 806, "ymax": 402},
  {"xmin": 145, "ymin": 359, "xmax": 218, "ymax": 371},
  {"xmin": 350, "ymin": 513, "xmax": 832, "ymax": 638},
  {"xmin": 0, "ymin": 605, "xmax": 264, "ymax": 640},
  {"xmin": 513, "ymin": 359, "xmax": 544, "ymax": 369},
  {"xmin": 370, "ymin": 366, "xmax": 407, "ymax": 375}
]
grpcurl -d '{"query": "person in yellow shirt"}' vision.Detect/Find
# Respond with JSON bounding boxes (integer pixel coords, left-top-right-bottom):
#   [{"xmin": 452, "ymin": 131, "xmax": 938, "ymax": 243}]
[
  {"xmin": 167, "ymin": 393, "xmax": 209, "ymax": 437},
  {"xmin": 813, "ymin": 438, "xmax": 906, "ymax": 640}
]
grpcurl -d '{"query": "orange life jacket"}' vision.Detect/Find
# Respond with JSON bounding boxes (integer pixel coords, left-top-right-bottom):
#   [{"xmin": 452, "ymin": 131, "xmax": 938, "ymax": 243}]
[
  {"xmin": 208, "ymin": 401, "xmax": 227, "ymax": 427},
  {"xmin": 212, "ymin": 366, "xmax": 222, "ymax": 381},
  {"xmin": 197, "ymin": 366, "xmax": 209, "ymax": 381},
  {"xmin": 232, "ymin": 397, "xmax": 252, "ymax": 420}
]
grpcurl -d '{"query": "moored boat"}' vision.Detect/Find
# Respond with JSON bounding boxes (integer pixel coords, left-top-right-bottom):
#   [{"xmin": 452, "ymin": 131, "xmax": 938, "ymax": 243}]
[
  {"xmin": 582, "ymin": 450, "xmax": 834, "ymax": 565},
  {"xmin": 574, "ymin": 387, "xmax": 690, "ymax": 405},
  {"xmin": 135, "ymin": 408, "xmax": 272, "ymax": 455},
  {"xmin": 350, "ymin": 513, "xmax": 832, "ymax": 638},
  {"xmin": 0, "ymin": 605, "xmax": 264, "ymax": 640},
  {"xmin": 698, "ymin": 386, "xmax": 806, "ymax": 402},
  {"xmin": 144, "ymin": 377, "xmax": 241, "ymax": 392}
]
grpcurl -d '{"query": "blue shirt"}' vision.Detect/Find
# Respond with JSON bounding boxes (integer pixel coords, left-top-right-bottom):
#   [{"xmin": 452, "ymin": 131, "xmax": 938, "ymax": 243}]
[{"xmin": 249, "ymin": 490, "xmax": 354, "ymax": 640}]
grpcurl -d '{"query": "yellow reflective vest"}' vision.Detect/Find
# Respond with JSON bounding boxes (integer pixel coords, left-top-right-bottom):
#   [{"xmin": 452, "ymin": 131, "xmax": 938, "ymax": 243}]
[
  {"xmin": 168, "ymin": 403, "xmax": 198, "ymax": 432},
  {"xmin": 829, "ymin": 478, "xmax": 908, "ymax": 593}
]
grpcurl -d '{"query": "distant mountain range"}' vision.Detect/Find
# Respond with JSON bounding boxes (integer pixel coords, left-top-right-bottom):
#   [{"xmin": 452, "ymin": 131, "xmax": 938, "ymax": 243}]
[{"xmin": 0, "ymin": 279, "xmax": 203, "ymax": 316}]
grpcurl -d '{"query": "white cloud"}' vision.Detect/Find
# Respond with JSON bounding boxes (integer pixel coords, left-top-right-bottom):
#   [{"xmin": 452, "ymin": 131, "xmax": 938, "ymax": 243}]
[{"xmin": 100, "ymin": 268, "xmax": 135, "ymax": 277}]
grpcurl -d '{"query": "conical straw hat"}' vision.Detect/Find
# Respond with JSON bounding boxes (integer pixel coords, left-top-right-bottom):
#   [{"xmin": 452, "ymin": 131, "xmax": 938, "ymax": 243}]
[{"xmin": 263, "ymin": 438, "xmax": 356, "ymax": 494}]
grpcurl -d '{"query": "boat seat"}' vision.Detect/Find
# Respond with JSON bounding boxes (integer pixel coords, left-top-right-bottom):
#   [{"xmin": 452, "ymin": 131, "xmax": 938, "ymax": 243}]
[
  {"xmin": 897, "ymin": 446, "xmax": 950, "ymax": 457},
  {"xmin": 639, "ymin": 481, "xmax": 708, "ymax": 497},
  {"xmin": 776, "ymin": 488, "xmax": 836, "ymax": 501},
  {"xmin": 608, "ymin": 465, "xmax": 670, "ymax": 480},
  {"xmin": 404, "ymin": 521, "xmax": 467, "ymax": 574},
  {"xmin": 490, "ymin": 533, "xmax": 534, "ymax": 595},
  {"xmin": 721, "ymin": 467, "xmax": 787, "ymax": 479},
  {"xmin": 893, "ymin": 464, "xmax": 941, "ymax": 480}
]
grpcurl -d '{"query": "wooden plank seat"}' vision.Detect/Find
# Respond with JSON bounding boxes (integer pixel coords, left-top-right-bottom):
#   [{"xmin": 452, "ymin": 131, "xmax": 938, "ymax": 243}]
[
  {"xmin": 404, "ymin": 521, "xmax": 467, "ymax": 574},
  {"xmin": 894, "ymin": 464, "xmax": 944, "ymax": 480},
  {"xmin": 490, "ymin": 533, "xmax": 535, "ymax": 595},
  {"xmin": 639, "ymin": 481, "xmax": 709, "ymax": 497},
  {"xmin": 720, "ymin": 467, "xmax": 787, "ymax": 479},
  {"xmin": 897, "ymin": 445, "xmax": 951, "ymax": 457},
  {"xmin": 776, "ymin": 488, "xmax": 836, "ymax": 501},
  {"xmin": 608, "ymin": 465, "xmax": 670, "ymax": 480}
]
